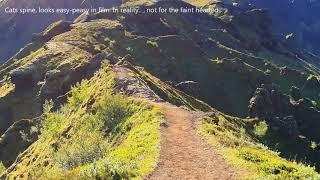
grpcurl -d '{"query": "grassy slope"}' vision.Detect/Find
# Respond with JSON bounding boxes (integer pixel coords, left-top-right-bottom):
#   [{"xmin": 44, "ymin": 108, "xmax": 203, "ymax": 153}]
[
  {"xmin": 2, "ymin": 64, "xmax": 164, "ymax": 179},
  {"xmin": 122, "ymin": 62, "xmax": 213, "ymax": 112},
  {"xmin": 0, "ymin": 80, "xmax": 13, "ymax": 98},
  {"xmin": 198, "ymin": 114, "xmax": 320, "ymax": 179},
  {"xmin": 1, "ymin": 4, "xmax": 316, "ymax": 119}
]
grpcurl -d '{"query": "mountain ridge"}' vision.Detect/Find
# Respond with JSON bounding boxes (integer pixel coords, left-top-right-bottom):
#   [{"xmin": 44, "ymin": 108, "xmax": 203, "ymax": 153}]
[
  {"xmin": 0, "ymin": 0, "xmax": 319, "ymax": 179},
  {"xmin": 0, "ymin": 0, "xmax": 121, "ymax": 63}
]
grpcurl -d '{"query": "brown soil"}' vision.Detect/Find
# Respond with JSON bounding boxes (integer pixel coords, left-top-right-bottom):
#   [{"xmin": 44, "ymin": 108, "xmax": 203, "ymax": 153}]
[{"xmin": 147, "ymin": 103, "xmax": 237, "ymax": 180}]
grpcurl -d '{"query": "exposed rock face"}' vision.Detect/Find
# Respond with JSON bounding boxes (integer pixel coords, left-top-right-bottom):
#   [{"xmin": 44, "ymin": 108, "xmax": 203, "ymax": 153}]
[
  {"xmin": 0, "ymin": 0, "xmax": 120, "ymax": 62},
  {"xmin": 249, "ymin": 84, "xmax": 320, "ymax": 139},
  {"xmin": 304, "ymin": 75, "xmax": 320, "ymax": 90},
  {"xmin": 0, "ymin": 107, "xmax": 13, "ymax": 134},
  {"xmin": 279, "ymin": 115, "xmax": 299, "ymax": 137},
  {"xmin": 231, "ymin": 9, "xmax": 274, "ymax": 51},
  {"xmin": 294, "ymin": 98, "xmax": 320, "ymax": 141},
  {"xmin": 38, "ymin": 59, "xmax": 104, "ymax": 99},
  {"xmin": 175, "ymin": 81, "xmax": 200, "ymax": 98},
  {"xmin": 73, "ymin": 11, "xmax": 90, "ymax": 24},
  {"xmin": 114, "ymin": 65, "xmax": 162, "ymax": 102},
  {"xmin": 9, "ymin": 67, "xmax": 35, "ymax": 91},
  {"xmin": 9, "ymin": 54, "xmax": 55, "ymax": 91},
  {"xmin": 301, "ymin": 75, "xmax": 320, "ymax": 101},
  {"xmin": 249, "ymin": 84, "xmax": 292, "ymax": 120},
  {"xmin": 0, "ymin": 117, "xmax": 41, "ymax": 167},
  {"xmin": 39, "ymin": 69, "xmax": 67, "ymax": 98},
  {"xmin": 290, "ymin": 86, "xmax": 301, "ymax": 101},
  {"xmin": 248, "ymin": 84, "xmax": 299, "ymax": 136},
  {"xmin": 280, "ymin": 66, "xmax": 289, "ymax": 76},
  {"xmin": 33, "ymin": 20, "xmax": 72, "ymax": 42}
]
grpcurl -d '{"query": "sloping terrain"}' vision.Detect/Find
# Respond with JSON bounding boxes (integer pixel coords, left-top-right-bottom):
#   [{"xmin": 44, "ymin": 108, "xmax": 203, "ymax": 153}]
[
  {"xmin": 0, "ymin": 0, "xmax": 319, "ymax": 179},
  {"xmin": 186, "ymin": 0, "xmax": 320, "ymax": 53},
  {"xmin": 247, "ymin": 0, "xmax": 320, "ymax": 53},
  {"xmin": 0, "ymin": 0, "xmax": 120, "ymax": 63},
  {"xmin": 199, "ymin": 111, "xmax": 320, "ymax": 179},
  {"xmin": 186, "ymin": 0, "xmax": 320, "ymax": 68},
  {"xmin": 148, "ymin": 103, "xmax": 236, "ymax": 179},
  {"xmin": 2, "ymin": 64, "xmax": 164, "ymax": 179}
]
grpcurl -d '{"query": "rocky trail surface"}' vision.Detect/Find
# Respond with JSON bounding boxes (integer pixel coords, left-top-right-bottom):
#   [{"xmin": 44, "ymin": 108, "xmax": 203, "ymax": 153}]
[{"xmin": 147, "ymin": 103, "xmax": 237, "ymax": 180}]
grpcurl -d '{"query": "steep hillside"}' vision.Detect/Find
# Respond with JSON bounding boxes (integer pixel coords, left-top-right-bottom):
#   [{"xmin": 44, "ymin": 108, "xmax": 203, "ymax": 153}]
[
  {"xmin": 1, "ymin": 63, "xmax": 165, "ymax": 179},
  {"xmin": 0, "ymin": 0, "xmax": 120, "ymax": 63},
  {"xmin": 199, "ymin": 111, "xmax": 320, "ymax": 179},
  {"xmin": 248, "ymin": 0, "xmax": 320, "ymax": 53},
  {"xmin": 0, "ymin": 0, "xmax": 319, "ymax": 179},
  {"xmin": 186, "ymin": 0, "xmax": 320, "ymax": 53}
]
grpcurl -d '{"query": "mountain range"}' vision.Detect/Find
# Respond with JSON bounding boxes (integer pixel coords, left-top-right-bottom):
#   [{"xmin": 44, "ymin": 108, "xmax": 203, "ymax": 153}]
[
  {"xmin": 0, "ymin": 0, "xmax": 320, "ymax": 179},
  {"xmin": 1, "ymin": 0, "xmax": 320, "ymax": 63},
  {"xmin": 0, "ymin": 0, "xmax": 121, "ymax": 63}
]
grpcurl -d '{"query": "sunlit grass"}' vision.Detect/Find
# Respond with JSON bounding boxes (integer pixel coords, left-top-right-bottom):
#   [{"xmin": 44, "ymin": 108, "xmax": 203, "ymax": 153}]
[
  {"xmin": 4, "ymin": 63, "xmax": 163, "ymax": 179},
  {"xmin": 198, "ymin": 114, "xmax": 320, "ymax": 179}
]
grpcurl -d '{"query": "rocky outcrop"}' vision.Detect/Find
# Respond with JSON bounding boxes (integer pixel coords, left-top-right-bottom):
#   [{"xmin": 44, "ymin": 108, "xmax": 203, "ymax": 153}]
[
  {"xmin": 114, "ymin": 65, "xmax": 162, "ymax": 102},
  {"xmin": 293, "ymin": 98, "xmax": 320, "ymax": 141},
  {"xmin": 290, "ymin": 86, "xmax": 301, "ymax": 101},
  {"xmin": 231, "ymin": 9, "xmax": 274, "ymax": 51},
  {"xmin": 301, "ymin": 75, "xmax": 320, "ymax": 101},
  {"xmin": 33, "ymin": 20, "xmax": 72, "ymax": 42},
  {"xmin": 249, "ymin": 84, "xmax": 320, "ymax": 138},
  {"xmin": 0, "ymin": 106, "xmax": 13, "ymax": 135},
  {"xmin": 39, "ymin": 54, "xmax": 109, "ymax": 99},
  {"xmin": 9, "ymin": 54, "xmax": 55, "ymax": 91},
  {"xmin": 0, "ymin": 116, "xmax": 41, "ymax": 167},
  {"xmin": 9, "ymin": 67, "xmax": 35, "ymax": 91},
  {"xmin": 175, "ymin": 81, "xmax": 200, "ymax": 98},
  {"xmin": 248, "ymin": 84, "xmax": 292, "ymax": 120},
  {"xmin": 280, "ymin": 66, "xmax": 289, "ymax": 76},
  {"xmin": 303, "ymin": 75, "xmax": 320, "ymax": 90},
  {"xmin": 0, "ymin": 0, "xmax": 121, "ymax": 63},
  {"xmin": 248, "ymin": 84, "xmax": 298, "ymax": 136}
]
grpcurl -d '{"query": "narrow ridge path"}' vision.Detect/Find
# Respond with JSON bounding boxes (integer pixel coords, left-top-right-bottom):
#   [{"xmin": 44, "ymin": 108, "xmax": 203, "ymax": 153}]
[{"xmin": 148, "ymin": 103, "xmax": 237, "ymax": 180}]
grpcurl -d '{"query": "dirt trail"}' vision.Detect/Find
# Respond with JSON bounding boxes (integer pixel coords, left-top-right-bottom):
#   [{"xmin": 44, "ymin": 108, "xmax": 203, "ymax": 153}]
[{"xmin": 148, "ymin": 103, "xmax": 237, "ymax": 180}]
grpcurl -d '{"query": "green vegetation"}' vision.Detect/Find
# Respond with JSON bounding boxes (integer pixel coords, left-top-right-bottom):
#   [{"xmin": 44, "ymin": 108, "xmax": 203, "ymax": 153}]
[
  {"xmin": 253, "ymin": 121, "xmax": 268, "ymax": 137},
  {"xmin": 3, "ymin": 64, "xmax": 163, "ymax": 179},
  {"xmin": 0, "ymin": 1, "xmax": 320, "ymax": 178},
  {"xmin": 127, "ymin": 64, "xmax": 212, "ymax": 112},
  {"xmin": 0, "ymin": 162, "xmax": 5, "ymax": 175},
  {"xmin": 198, "ymin": 114, "xmax": 320, "ymax": 179},
  {"xmin": 0, "ymin": 80, "xmax": 14, "ymax": 98},
  {"xmin": 146, "ymin": 40, "xmax": 159, "ymax": 48}
]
